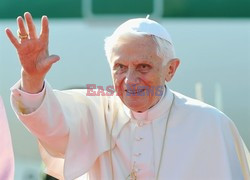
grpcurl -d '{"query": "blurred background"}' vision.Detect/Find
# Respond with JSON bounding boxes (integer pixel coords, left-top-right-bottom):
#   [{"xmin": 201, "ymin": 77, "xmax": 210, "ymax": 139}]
[{"xmin": 0, "ymin": 0, "xmax": 249, "ymax": 179}]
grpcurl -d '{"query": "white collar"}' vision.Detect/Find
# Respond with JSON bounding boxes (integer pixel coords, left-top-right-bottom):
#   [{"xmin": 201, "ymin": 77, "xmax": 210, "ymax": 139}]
[{"xmin": 123, "ymin": 86, "xmax": 174, "ymax": 124}]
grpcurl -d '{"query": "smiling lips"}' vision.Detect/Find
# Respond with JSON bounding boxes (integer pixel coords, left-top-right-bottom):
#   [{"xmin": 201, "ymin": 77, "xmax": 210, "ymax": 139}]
[{"xmin": 125, "ymin": 88, "xmax": 145, "ymax": 95}]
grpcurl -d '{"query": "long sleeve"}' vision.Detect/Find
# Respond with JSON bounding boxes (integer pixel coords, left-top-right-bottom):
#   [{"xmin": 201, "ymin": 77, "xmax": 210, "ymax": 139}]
[
  {"xmin": 10, "ymin": 80, "xmax": 46, "ymax": 114},
  {"xmin": 11, "ymin": 81, "xmax": 69, "ymax": 158},
  {"xmin": 10, "ymin": 80, "xmax": 125, "ymax": 179},
  {"xmin": 221, "ymin": 115, "xmax": 250, "ymax": 179}
]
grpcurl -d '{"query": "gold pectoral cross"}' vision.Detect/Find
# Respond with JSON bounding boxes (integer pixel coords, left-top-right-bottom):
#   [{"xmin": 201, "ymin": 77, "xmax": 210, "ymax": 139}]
[
  {"xmin": 127, "ymin": 161, "xmax": 137, "ymax": 180},
  {"xmin": 127, "ymin": 170, "xmax": 137, "ymax": 180}
]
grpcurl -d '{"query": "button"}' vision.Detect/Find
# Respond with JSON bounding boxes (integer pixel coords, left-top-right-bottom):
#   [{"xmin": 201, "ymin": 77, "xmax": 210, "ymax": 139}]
[
  {"xmin": 138, "ymin": 121, "xmax": 144, "ymax": 127},
  {"xmin": 135, "ymin": 168, "xmax": 141, "ymax": 172},
  {"xmin": 13, "ymin": 90, "xmax": 21, "ymax": 97},
  {"xmin": 135, "ymin": 137, "xmax": 143, "ymax": 141},
  {"xmin": 134, "ymin": 153, "xmax": 141, "ymax": 157}
]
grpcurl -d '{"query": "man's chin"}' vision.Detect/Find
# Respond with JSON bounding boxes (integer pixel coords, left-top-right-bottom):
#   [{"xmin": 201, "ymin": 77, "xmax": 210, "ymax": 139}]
[{"xmin": 123, "ymin": 100, "xmax": 148, "ymax": 112}]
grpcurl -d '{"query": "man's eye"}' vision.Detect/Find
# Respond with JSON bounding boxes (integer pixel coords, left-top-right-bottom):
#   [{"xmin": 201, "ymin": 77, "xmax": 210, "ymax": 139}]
[
  {"xmin": 114, "ymin": 64, "xmax": 127, "ymax": 72},
  {"xmin": 119, "ymin": 64, "xmax": 125, "ymax": 69},
  {"xmin": 137, "ymin": 64, "xmax": 151, "ymax": 72}
]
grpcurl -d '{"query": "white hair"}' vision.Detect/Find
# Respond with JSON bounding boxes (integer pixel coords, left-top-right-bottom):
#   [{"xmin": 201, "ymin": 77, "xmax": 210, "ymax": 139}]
[{"xmin": 104, "ymin": 32, "xmax": 176, "ymax": 66}]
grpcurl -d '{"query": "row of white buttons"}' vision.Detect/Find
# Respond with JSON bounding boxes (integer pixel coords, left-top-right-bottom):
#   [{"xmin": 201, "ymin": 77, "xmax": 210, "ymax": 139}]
[
  {"xmin": 131, "ymin": 120, "xmax": 155, "ymax": 177},
  {"xmin": 132, "ymin": 122, "xmax": 145, "ymax": 175}
]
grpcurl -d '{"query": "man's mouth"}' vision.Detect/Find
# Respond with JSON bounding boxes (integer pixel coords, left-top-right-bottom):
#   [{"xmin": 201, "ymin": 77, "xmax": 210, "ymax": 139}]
[{"xmin": 125, "ymin": 89, "xmax": 145, "ymax": 95}]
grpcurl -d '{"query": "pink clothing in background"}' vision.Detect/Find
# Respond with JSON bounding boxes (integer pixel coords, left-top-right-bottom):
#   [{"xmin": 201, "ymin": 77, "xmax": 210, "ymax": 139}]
[{"xmin": 0, "ymin": 97, "xmax": 14, "ymax": 180}]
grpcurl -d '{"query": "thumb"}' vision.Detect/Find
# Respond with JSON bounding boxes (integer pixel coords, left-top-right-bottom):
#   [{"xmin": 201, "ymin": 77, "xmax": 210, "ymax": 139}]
[{"xmin": 43, "ymin": 55, "xmax": 60, "ymax": 68}]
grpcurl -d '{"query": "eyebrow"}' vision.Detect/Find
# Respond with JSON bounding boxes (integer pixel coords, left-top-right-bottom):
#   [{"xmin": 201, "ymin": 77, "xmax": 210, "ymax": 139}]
[{"xmin": 113, "ymin": 59, "xmax": 154, "ymax": 66}]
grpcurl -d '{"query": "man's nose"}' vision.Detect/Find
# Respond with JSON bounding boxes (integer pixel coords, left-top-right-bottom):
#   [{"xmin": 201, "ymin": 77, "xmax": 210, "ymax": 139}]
[{"xmin": 124, "ymin": 69, "xmax": 139, "ymax": 85}]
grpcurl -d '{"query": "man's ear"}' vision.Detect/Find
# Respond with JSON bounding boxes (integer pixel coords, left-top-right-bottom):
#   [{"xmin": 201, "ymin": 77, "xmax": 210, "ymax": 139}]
[{"xmin": 165, "ymin": 58, "xmax": 180, "ymax": 82}]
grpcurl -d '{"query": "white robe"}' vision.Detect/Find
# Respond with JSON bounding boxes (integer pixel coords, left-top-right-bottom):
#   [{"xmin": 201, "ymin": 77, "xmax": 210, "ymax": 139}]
[
  {"xmin": 0, "ymin": 97, "xmax": 14, "ymax": 180},
  {"xmin": 11, "ymin": 81, "xmax": 250, "ymax": 180}
]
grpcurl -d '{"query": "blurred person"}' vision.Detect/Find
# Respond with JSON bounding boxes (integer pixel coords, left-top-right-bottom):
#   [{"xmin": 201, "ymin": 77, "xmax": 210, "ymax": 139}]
[
  {"xmin": 0, "ymin": 96, "xmax": 14, "ymax": 179},
  {"xmin": 5, "ymin": 12, "xmax": 250, "ymax": 180}
]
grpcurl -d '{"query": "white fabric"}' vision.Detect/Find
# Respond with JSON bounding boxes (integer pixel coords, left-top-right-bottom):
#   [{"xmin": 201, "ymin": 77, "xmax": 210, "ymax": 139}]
[
  {"xmin": 113, "ymin": 18, "xmax": 173, "ymax": 45},
  {"xmin": 11, "ymin": 81, "xmax": 250, "ymax": 180},
  {"xmin": 10, "ymin": 81, "xmax": 45, "ymax": 114},
  {"xmin": 131, "ymin": 86, "xmax": 166, "ymax": 122},
  {"xmin": 0, "ymin": 96, "xmax": 14, "ymax": 180}
]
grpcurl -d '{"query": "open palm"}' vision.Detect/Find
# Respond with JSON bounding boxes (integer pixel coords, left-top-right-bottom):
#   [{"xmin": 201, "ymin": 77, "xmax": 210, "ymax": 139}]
[{"xmin": 5, "ymin": 12, "xmax": 60, "ymax": 92}]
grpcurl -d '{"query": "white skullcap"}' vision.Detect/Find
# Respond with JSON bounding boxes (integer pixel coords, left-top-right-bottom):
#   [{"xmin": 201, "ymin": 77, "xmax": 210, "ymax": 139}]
[{"xmin": 113, "ymin": 18, "xmax": 173, "ymax": 45}]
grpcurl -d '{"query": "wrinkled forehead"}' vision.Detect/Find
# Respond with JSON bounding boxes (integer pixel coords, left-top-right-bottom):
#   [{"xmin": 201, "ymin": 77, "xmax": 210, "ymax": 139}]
[{"xmin": 112, "ymin": 18, "xmax": 173, "ymax": 45}]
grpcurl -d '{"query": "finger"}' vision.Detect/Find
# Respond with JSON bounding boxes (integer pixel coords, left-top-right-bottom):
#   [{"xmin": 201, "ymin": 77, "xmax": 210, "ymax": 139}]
[
  {"xmin": 17, "ymin": 16, "xmax": 28, "ymax": 41},
  {"xmin": 42, "ymin": 55, "xmax": 60, "ymax": 69},
  {"xmin": 24, "ymin": 12, "xmax": 37, "ymax": 39},
  {"xmin": 5, "ymin": 28, "xmax": 20, "ymax": 49},
  {"xmin": 40, "ymin": 15, "xmax": 49, "ymax": 42}
]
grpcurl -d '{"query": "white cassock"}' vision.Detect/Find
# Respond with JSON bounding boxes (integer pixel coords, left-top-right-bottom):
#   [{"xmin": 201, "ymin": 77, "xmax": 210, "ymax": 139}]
[
  {"xmin": 11, "ymin": 81, "xmax": 250, "ymax": 180},
  {"xmin": 0, "ymin": 96, "xmax": 14, "ymax": 180}
]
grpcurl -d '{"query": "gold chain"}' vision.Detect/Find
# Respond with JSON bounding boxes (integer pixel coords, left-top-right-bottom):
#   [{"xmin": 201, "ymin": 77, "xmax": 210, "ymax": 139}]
[{"xmin": 156, "ymin": 94, "xmax": 175, "ymax": 179}]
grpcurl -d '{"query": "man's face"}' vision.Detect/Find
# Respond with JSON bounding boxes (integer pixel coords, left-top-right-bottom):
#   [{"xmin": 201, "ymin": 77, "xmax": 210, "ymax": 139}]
[{"xmin": 110, "ymin": 35, "xmax": 168, "ymax": 112}]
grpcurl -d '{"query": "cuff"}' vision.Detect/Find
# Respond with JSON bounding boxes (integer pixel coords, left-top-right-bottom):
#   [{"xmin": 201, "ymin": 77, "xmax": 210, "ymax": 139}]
[{"xmin": 10, "ymin": 80, "xmax": 46, "ymax": 114}]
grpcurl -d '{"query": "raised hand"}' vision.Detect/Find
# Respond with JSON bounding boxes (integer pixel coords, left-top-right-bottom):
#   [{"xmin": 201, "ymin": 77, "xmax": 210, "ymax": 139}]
[{"xmin": 5, "ymin": 12, "xmax": 60, "ymax": 93}]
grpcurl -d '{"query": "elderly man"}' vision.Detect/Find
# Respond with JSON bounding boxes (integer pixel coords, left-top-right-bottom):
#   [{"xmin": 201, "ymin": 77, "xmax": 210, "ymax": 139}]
[
  {"xmin": 0, "ymin": 97, "xmax": 14, "ymax": 179},
  {"xmin": 6, "ymin": 12, "xmax": 249, "ymax": 180}
]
